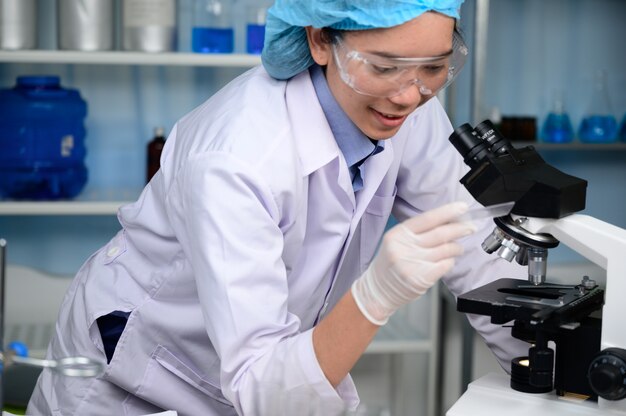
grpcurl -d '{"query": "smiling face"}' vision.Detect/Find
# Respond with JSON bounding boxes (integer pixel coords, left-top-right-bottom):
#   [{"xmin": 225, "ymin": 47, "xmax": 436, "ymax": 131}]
[{"xmin": 306, "ymin": 12, "xmax": 456, "ymax": 140}]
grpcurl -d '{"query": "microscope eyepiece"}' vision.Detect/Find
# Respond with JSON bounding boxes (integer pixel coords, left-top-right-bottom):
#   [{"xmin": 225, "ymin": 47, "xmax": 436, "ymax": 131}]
[
  {"xmin": 474, "ymin": 120, "xmax": 512, "ymax": 155},
  {"xmin": 448, "ymin": 119, "xmax": 587, "ymax": 218},
  {"xmin": 448, "ymin": 123, "xmax": 491, "ymax": 169}
]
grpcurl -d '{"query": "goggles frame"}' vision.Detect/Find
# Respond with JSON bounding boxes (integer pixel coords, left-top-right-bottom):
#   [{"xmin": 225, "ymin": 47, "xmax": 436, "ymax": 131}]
[{"xmin": 331, "ymin": 30, "xmax": 469, "ymax": 98}]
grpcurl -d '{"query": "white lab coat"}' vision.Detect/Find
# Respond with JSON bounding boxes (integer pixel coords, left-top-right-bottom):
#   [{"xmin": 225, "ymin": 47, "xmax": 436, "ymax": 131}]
[{"xmin": 28, "ymin": 66, "xmax": 528, "ymax": 416}]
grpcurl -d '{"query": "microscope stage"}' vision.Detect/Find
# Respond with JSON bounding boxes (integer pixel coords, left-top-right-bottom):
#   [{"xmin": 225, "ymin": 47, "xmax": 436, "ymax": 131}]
[{"xmin": 457, "ymin": 278, "xmax": 604, "ymax": 326}]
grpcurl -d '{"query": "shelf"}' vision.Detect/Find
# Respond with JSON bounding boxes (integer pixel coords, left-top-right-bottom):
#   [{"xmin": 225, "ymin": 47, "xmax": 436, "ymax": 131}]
[
  {"xmin": 0, "ymin": 200, "xmax": 128, "ymax": 215},
  {"xmin": 365, "ymin": 312, "xmax": 432, "ymax": 354},
  {"xmin": 366, "ymin": 339, "xmax": 432, "ymax": 354},
  {"xmin": 0, "ymin": 189, "xmax": 141, "ymax": 215},
  {"xmin": 0, "ymin": 50, "xmax": 262, "ymax": 67},
  {"xmin": 513, "ymin": 141, "xmax": 626, "ymax": 150}
]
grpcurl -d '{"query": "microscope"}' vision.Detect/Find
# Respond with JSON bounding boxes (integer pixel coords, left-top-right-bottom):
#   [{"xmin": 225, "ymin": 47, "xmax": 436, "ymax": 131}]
[{"xmin": 447, "ymin": 121, "xmax": 626, "ymax": 415}]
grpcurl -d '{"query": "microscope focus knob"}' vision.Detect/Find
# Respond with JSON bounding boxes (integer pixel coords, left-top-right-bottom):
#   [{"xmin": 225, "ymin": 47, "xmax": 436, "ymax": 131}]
[{"xmin": 588, "ymin": 348, "xmax": 626, "ymax": 401}]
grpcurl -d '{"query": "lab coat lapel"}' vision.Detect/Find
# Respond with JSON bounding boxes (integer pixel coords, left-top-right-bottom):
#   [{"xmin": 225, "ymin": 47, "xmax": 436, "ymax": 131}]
[
  {"xmin": 286, "ymin": 69, "xmax": 396, "ymax": 315},
  {"xmin": 285, "ymin": 70, "xmax": 356, "ymax": 209},
  {"xmin": 336, "ymin": 144, "xmax": 394, "ymax": 275},
  {"xmin": 316, "ymin": 143, "xmax": 395, "ymax": 320}
]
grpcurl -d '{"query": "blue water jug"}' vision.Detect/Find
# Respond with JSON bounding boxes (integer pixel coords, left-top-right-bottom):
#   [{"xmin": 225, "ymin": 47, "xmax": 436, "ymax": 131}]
[{"xmin": 0, "ymin": 76, "xmax": 88, "ymax": 200}]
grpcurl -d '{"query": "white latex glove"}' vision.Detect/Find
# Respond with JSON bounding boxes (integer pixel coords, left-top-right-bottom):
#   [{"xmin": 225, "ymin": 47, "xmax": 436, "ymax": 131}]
[{"xmin": 352, "ymin": 201, "xmax": 476, "ymax": 325}]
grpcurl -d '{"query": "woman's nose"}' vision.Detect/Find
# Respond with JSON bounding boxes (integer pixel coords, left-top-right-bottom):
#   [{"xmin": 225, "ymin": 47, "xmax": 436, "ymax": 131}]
[{"xmin": 387, "ymin": 81, "xmax": 426, "ymax": 106}]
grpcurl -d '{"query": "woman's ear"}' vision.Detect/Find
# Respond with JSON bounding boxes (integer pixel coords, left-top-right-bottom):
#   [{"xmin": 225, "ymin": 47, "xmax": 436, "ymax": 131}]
[{"xmin": 305, "ymin": 27, "xmax": 331, "ymax": 66}]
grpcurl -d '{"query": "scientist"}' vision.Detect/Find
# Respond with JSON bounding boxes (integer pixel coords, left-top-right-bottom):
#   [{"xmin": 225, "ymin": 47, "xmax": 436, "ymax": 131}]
[{"xmin": 28, "ymin": 0, "xmax": 528, "ymax": 415}]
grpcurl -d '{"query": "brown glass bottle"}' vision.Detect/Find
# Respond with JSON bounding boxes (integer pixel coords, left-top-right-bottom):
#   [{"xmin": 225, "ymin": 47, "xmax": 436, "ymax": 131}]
[{"xmin": 147, "ymin": 127, "xmax": 166, "ymax": 183}]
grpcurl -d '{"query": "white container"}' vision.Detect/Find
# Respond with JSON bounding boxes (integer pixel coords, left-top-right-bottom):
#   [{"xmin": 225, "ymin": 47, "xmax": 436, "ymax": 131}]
[
  {"xmin": 0, "ymin": 0, "xmax": 36, "ymax": 50},
  {"xmin": 57, "ymin": 0, "xmax": 115, "ymax": 51},
  {"xmin": 123, "ymin": 0, "xmax": 177, "ymax": 52}
]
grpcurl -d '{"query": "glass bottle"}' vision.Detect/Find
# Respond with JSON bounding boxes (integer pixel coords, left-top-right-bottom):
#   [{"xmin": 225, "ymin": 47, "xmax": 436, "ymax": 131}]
[
  {"xmin": 578, "ymin": 70, "xmax": 618, "ymax": 143},
  {"xmin": 147, "ymin": 127, "xmax": 166, "ymax": 183},
  {"xmin": 246, "ymin": 1, "xmax": 270, "ymax": 54},
  {"xmin": 192, "ymin": 0, "xmax": 234, "ymax": 53},
  {"xmin": 541, "ymin": 90, "xmax": 574, "ymax": 143},
  {"xmin": 619, "ymin": 114, "xmax": 626, "ymax": 142}
]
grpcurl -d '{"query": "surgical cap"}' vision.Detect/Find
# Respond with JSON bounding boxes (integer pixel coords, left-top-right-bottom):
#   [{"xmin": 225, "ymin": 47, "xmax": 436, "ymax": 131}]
[{"xmin": 261, "ymin": 0, "xmax": 465, "ymax": 80}]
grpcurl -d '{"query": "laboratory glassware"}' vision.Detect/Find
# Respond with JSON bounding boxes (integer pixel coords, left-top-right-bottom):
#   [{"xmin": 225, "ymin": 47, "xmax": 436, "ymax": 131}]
[
  {"xmin": 0, "ymin": 241, "xmax": 103, "ymax": 407},
  {"xmin": 246, "ymin": 2, "xmax": 270, "ymax": 54},
  {"xmin": 619, "ymin": 114, "xmax": 626, "ymax": 142},
  {"xmin": 1, "ymin": 352, "xmax": 103, "ymax": 378},
  {"xmin": 123, "ymin": 0, "xmax": 177, "ymax": 52},
  {"xmin": 192, "ymin": 0, "xmax": 234, "ymax": 53},
  {"xmin": 57, "ymin": 0, "xmax": 114, "ymax": 51},
  {"xmin": 578, "ymin": 70, "xmax": 618, "ymax": 143},
  {"xmin": 147, "ymin": 127, "xmax": 167, "ymax": 183},
  {"xmin": 0, "ymin": 0, "xmax": 36, "ymax": 50},
  {"xmin": 541, "ymin": 91, "xmax": 574, "ymax": 143},
  {"xmin": 0, "ymin": 76, "xmax": 88, "ymax": 200}
]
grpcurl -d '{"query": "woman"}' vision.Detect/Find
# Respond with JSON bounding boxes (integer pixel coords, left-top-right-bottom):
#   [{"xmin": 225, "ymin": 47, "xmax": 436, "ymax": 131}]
[{"xmin": 28, "ymin": 1, "xmax": 527, "ymax": 415}]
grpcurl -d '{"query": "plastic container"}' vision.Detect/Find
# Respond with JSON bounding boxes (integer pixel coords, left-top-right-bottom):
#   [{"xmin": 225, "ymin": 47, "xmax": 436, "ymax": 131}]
[
  {"xmin": 541, "ymin": 91, "xmax": 574, "ymax": 143},
  {"xmin": 0, "ymin": 76, "xmax": 88, "ymax": 200},
  {"xmin": 192, "ymin": 0, "xmax": 234, "ymax": 53},
  {"xmin": 578, "ymin": 70, "xmax": 618, "ymax": 143},
  {"xmin": 57, "ymin": 0, "xmax": 115, "ymax": 51},
  {"xmin": 123, "ymin": 0, "xmax": 177, "ymax": 52},
  {"xmin": 0, "ymin": 0, "xmax": 37, "ymax": 50},
  {"xmin": 246, "ymin": 2, "xmax": 269, "ymax": 54}
]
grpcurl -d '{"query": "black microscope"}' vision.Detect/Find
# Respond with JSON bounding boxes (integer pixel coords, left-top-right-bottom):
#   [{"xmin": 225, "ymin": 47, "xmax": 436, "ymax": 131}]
[{"xmin": 448, "ymin": 120, "xmax": 626, "ymax": 412}]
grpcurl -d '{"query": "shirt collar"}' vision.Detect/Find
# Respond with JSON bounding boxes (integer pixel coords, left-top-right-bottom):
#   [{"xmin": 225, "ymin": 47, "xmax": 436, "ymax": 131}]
[{"xmin": 309, "ymin": 64, "xmax": 384, "ymax": 170}]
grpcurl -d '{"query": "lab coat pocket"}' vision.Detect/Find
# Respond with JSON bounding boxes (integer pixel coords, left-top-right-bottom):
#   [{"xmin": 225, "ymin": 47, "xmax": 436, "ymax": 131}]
[
  {"xmin": 134, "ymin": 345, "xmax": 235, "ymax": 414},
  {"xmin": 102, "ymin": 230, "xmax": 128, "ymax": 264},
  {"xmin": 360, "ymin": 187, "xmax": 397, "ymax": 272}
]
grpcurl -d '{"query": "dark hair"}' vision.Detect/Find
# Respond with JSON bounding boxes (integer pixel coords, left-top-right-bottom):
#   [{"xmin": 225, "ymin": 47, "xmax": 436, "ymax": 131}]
[{"xmin": 320, "ymin": 27, "xmax": 344, "ymax": 45}]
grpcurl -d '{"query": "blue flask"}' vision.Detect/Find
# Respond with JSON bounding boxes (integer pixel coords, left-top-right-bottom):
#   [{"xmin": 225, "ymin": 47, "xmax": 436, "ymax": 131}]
[
  {"xmin": 619, "ymin": 114, "xmax": 626, "ymax": 142},
  {"xmin": 541, "ymin": 92, "xmax": 574, "ymax": 143},
  {"xmin": 578, "ymin": 70, "xmax": 618, "ymax": 143},
  {"xmin": 0, "ymin": 76, "xmax": 88, "ymax": 200},
  {"xmin": 192, "ymin": 0, "xmax": 234, "ymax": 53},
  {"xmin": 246, "ymin": 2, "xmax": 269, "ymax": 54}
]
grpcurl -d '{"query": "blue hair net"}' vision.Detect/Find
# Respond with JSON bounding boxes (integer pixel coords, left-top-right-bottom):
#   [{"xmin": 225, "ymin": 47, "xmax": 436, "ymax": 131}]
[{"xmin": 261, "ymin": 0, "xmax": 465, "ymax": 80}]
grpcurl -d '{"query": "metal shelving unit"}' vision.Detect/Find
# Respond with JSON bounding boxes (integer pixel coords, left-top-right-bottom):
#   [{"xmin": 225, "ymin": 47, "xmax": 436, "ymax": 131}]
[{"xmin": 0, "ymin": 50, "xmax": 261, "ymax": 67}]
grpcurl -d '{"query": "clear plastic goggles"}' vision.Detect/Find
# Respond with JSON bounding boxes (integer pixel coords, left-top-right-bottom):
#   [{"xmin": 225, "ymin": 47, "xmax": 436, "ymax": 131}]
[{"xmin": 332, "ymin": 31, "xmax": 468, "ymax": 98}]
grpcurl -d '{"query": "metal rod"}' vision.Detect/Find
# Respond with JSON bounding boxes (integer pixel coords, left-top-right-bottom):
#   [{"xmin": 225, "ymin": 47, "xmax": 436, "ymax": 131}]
[
  {"xmin": 462, "ymin": 0, "xmax": 491, "ymax": 392},
  {"xmin": 471, "ymin": 0, "xmax": 490, "ymax": 125},
  {"xmin": 1, "ymin": 238, "xmax": 7, "ymax": 412}
]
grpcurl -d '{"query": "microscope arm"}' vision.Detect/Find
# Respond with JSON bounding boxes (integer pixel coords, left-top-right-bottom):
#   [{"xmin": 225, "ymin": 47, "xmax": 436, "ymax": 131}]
[{"xmin": 520, "ymin": 214, "xmax": 626, "ymax": 356}]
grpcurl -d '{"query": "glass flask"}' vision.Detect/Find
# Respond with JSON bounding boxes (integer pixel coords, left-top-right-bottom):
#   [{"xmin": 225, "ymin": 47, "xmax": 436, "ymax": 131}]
[
  {"xmin": 619, "ymin": 114, "xmax": 626, "ymax": 142},
  {"xmin": 192, "ymin": 0, "xmax": 234, "ymax": 53},
  {"xmin": 246, "ymin": 2, "xmax": 270, "ymax": 54},
  {"xmin": 541, "ymin": 91, "xmax": 574, "ymax": 143},
  {"xmin": 578, "ymin": 70, "xmax": 618, "ymax": 143}
]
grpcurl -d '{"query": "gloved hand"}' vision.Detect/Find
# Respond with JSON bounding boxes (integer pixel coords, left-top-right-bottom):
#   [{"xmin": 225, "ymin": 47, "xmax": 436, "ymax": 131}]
[{"xmin": 352, "ymin": 201, "xmax": 476, "ymax": 325}]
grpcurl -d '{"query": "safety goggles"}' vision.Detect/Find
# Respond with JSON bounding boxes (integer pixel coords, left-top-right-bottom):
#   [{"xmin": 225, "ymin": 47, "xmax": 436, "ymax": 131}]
[{"xmin": 331, "ymin": 31, "xmax": 468, "ymax": 98}]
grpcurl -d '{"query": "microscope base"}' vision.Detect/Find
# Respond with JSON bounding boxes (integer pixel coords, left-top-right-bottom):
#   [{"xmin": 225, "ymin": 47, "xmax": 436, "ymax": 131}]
[{"xmin": 446, "ymin": 373, "xmax": 625, "ymax": 415}]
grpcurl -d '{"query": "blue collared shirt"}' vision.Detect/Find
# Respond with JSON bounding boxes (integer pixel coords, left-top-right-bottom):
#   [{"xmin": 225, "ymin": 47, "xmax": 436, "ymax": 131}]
[{"xmin": 309, "ymin": 65, "xmax": 384, "ymax": 192}]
